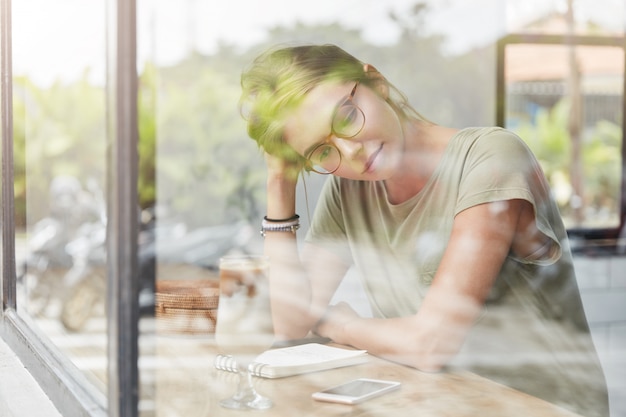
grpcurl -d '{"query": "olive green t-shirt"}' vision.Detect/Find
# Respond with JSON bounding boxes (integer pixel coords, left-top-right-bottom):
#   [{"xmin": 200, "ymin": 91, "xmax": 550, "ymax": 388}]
[
  {"xmin": 305, "ymin": 127, "xmax": 608, "ymax": 416},
  {"xmin": 306, "ymin": 127, "xmax": 568, "ymax": 317}
]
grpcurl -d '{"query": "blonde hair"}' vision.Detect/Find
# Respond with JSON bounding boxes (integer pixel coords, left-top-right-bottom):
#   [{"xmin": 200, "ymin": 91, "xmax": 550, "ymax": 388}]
[{"xmin": 240, "ymin": 44, "xmax": 429, "ymax": 168}]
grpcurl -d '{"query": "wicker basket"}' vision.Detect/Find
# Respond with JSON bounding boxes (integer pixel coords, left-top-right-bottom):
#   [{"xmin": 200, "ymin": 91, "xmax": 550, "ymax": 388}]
[{"xmin": 155, "ymin": 279, "xmax": 220, "ymax": 335}]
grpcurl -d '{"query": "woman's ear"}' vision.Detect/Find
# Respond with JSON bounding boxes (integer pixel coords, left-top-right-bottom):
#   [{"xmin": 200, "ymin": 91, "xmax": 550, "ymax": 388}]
[{"xmin": 363, "ymin": 64, "xmax": 389, "ymax": 98}]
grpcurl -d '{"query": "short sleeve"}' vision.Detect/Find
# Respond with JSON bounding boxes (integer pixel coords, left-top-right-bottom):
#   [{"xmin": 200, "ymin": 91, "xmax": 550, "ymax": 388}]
[{"xmin": 455, "ymin": 129, "xmax": 563, "ymax": 265}]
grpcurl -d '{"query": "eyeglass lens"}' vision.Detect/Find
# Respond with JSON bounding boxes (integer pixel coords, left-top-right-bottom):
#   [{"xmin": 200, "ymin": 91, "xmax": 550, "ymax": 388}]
[
  {"xmin": 331, "ymin": 95, "xmax": 364, "ymax": 138},
  {"xmin": 308, "ymin": 144, "xmax": 341, "ymax": 174},
  {"xmin": 308, "ymin": 82, "xmax": 365, "ymax": 174}
]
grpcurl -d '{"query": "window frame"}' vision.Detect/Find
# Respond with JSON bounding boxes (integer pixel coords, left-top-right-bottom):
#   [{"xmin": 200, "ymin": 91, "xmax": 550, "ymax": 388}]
[
  {"xmin": 496, "ymin": 33, "xmax": 626, "ymax": 253},
  {"xmin": 0, "ymin": 0, "xmax": 141, "ymax": 416},
  {"xmin": 106, "ymin": 0, "xmax": 140, "ymax": 415}
]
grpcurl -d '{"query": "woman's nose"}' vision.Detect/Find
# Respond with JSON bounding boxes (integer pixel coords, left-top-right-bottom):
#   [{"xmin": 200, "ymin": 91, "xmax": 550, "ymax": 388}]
[{"xmin": 333, "ymin": 137, "xmax": 364, "ymax": 159}]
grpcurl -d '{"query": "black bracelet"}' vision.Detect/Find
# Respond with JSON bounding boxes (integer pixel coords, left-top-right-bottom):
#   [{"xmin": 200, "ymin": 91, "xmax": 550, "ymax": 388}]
[{"xmin": 264, "ymin": 214, "xmax": 300, "ymax": 223}]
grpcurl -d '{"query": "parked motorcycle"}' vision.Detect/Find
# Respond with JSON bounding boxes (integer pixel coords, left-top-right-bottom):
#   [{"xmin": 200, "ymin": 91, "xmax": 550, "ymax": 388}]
[
  {"xmin": 59, "ymin": 207, "xmax": 253, "ymax": 332},
  {"xmin": 18, "ymin": 176, "xmax": 102, "ymax": 317},
  {"xmin": 19, "ymin": 174, "xmax": 254, "ymax": 332},
  {"xmin": 18, "ymin": 216, "xmax": 74, "ymax": 317},
  {"xmin": 59, "ymin": 219, "xmax": 107, "ymax": 332}
]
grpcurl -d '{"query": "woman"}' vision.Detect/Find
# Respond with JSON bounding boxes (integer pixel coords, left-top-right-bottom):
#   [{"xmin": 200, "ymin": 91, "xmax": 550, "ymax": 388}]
[{"xmin": 240, "ymin": 44, "xmax": 608, "ymax": 415}]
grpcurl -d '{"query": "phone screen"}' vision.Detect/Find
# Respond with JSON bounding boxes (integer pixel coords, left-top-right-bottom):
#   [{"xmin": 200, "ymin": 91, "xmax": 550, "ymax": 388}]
[
  {"xmin": 312, "ymin": 378, "xmax": 401, "ymax": 404},
  {"xmin": 322, "ymin": 379, "xmax": 394, "ymax": 396}
]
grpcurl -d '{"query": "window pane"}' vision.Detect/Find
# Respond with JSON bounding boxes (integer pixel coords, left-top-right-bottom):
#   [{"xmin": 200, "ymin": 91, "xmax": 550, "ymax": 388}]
[
  {"xmin": 504, "ymin": 43, "xmax": 624, "ymax": 229},
  {"xmin": 139, "ymin": 0, "xmax": 492, "ymax": 415},
  {"xmin": 13, "ymin": 0, "xmax": 108, "ymax": 396},
  {"xmin": 137, "ymin": 1, "xmax": 263, "ymax": 412},
  {"xmin": 139, "ymin": 2, "xmax": 624, "ymax": 417}
]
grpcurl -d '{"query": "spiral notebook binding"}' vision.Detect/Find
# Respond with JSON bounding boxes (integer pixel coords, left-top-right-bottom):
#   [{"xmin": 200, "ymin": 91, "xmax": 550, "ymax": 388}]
[
  {"xmin": 214, "ymin": 355, "xmax": 269, "ymax": 377},
  {"xmin": 214, "ymin": 355, "xmax": 239, "ymax": 373}
]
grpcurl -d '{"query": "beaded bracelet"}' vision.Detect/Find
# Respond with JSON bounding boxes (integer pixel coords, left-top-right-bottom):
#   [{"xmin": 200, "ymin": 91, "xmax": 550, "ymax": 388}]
[{"xmin": 260, "ymin": 215, "xmax": 300, "ymax": 237}]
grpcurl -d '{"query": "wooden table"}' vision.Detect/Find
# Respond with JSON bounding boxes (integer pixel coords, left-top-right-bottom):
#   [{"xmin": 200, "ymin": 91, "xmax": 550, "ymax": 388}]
[{"xmin": 151, "ymin": 335, "xmax": 583, "ymax": 417}]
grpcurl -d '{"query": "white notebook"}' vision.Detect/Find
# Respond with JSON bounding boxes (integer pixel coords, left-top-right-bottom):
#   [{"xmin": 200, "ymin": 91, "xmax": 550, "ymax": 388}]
[{"xmin": 214, "ymin": 343, "xmax": 368, "ymax": 378}]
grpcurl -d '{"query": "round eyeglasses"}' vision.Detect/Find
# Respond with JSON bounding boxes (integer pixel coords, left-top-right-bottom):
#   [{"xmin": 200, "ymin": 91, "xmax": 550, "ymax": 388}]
[{"xmin": 305, "ymin": 81, "xmax": 365, "ymax": 174}]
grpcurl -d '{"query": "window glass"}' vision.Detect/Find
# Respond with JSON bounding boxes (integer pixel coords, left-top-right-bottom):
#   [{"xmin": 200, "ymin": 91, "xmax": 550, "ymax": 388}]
[
  {"xmin": 140, "ymin": 0, "xmax": 499, "ymax": 415},
  {"xmin": 140, "ymin": 2, "xmax": 624, "ymax": 416},
  {"xmin": 7, "ymin": 1, "xmax": 622, "ymax": 416},
  {"xmin": 502, "ymin": 0, "xmax": 625, "ymax": 229},
  {"xmin": 504, "ymin": 43, "xmax": 624, "ymax": 229},
  {"xmin": 12, "ymin": 0, "xmax": 108, "ymax": 396}
]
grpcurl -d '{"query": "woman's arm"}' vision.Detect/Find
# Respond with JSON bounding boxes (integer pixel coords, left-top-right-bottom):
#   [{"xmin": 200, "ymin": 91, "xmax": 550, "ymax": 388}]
[
  {"xmin": 315, "ymin": 199, "xmax": 540, "ymax": 371},
  {"xmin": 263, "ymin": 154, "xmax": 350, "ymax": 340}
]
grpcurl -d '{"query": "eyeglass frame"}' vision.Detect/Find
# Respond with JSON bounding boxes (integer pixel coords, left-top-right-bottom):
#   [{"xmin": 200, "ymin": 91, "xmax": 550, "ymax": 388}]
[{"xmin": 304, "ymin": 81, "xmax": 365, "ymax": 175}]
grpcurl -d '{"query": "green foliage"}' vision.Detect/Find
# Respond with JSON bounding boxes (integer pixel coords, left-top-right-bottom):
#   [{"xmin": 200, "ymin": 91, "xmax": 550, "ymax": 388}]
[
  {"xmin": 12, "ymin": 76, "xmax": 28, "ymax": 226},
  {"xmin": 148, "ymin": 53, "xmax": 265, "ymax": 227},
  {"xmin": 515, "ymin": 99, "xmax": 572, "ymax": 178},
  {"xmin": 145, "ymin": 13, "xmax": 494, "ymax": 228},
  {"xmin": 514, "ymin": 98, "xmax": 622, "ymax": 226},
  {"xmin": 8, "ymin": 4, "xmax": 557, "ymax": 228},
  {"xmin": 582, "ymin": 120, "xmax": 621, "ymax": 210},
  {"xmin": 138, "ymin": 63, "xmax": 157, "ymax": 208},
  {"xmin": 13, "ymin": 72, "xmax": 106, "ymax": 225}
]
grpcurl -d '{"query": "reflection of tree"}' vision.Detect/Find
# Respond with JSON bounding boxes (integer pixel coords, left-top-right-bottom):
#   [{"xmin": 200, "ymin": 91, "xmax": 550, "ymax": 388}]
[
  {"xmin": 13, "ymin": 77, "xmax": 27, "ymax": 227},
  {"xmin": 566, "ymin": 0, "xmax": 584, "ymax": 225},
  {"xmin": 149, "ymin": 53, "xmax": 266, "ymax": 227},
  {"xmin": 503, "ymin": 0, "xmax": 621, "ymax": 229},
  {"xmin": 13, "ymin": 74, "xmax": 106, "ymax": 227},
  {"xmin": 389, "ymin": 2, "xmax": 430, "ymax": 38},
  {"xmin": 146, "ymin": 6, "xmax": 495, "ymax": 228},
  {"xmin": 12, "ymin": 2, "xmax": 622, "ymax": 233},
  {"xmin": 515, "ymin": 101, "xmax": 621, "ymax": 228},
  {"xmin": 138, "ymin": 63, "xmax": 157, "ymax": 208},
  {"xmin": 384, "ymin": 2, "xmax": 493, "ymax": 127},
  {"xmin": 13, "ymin": 3, "xmax": 496, "ymax": 228}
]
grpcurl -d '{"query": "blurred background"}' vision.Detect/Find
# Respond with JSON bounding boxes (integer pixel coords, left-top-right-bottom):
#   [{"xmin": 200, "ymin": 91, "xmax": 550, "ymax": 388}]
[{"xmin": 7, "ymin": 0, "xmax": 625, "ymax": 415}]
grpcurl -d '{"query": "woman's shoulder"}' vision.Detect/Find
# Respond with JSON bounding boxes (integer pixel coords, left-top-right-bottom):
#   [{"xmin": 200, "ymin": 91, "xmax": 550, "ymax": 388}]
[
  {"xmin": 452, "ymin": 126, "xmax": 532, "ymax": 155},
  {"xmin": 455, "ymin": 126, "xmax": 522, "ymax": 142}
]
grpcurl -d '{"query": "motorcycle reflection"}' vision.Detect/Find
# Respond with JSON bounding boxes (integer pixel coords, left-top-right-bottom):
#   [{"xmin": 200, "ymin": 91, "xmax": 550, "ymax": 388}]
[
  {"xmin": 59, "ymin": 212, "xmax": 253, "ymax": 332},
  {"xmin": 57, "ymin": 219, "xmax": 107, "ymax": 331},
  {"xmin": 19, "ymin": 177, "xmax": 254, "ymax": 332},
  {"xmin": 18, "ymin": 216, "xmax": 75, "ymax": 317},
  {"xmin": 18, "ymin": 176, "xmax": 103, "ymax": 318}
]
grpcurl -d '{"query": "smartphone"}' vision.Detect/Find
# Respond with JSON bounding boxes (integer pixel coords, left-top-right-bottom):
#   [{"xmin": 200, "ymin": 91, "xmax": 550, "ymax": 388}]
[{"xmin": 312, "ymin": 378, "xmax": 401, "ymax": 405}]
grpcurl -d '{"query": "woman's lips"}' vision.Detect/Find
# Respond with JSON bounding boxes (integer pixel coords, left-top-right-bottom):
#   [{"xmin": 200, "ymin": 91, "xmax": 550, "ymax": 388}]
[{"xmin": 363, "ymin": 144, "xmax": 383, "ymax": 173}]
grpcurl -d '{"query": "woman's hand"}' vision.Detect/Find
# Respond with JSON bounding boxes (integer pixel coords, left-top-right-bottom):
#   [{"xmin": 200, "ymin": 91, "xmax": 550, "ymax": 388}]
[
  {"xmin": 264, "ymin": 151, "xmax": 300, "ymax": 220},
  {"xmin": 265, "ymin": 151, "xmax": 302, "ymax": 184},
  {"xmin": 314, "ymin": 302, "xmax": 360, "ymax": 344}
]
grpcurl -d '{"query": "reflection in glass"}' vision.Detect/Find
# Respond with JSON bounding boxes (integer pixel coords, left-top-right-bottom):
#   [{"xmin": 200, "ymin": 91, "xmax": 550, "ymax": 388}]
[
  {"xmin": 215, "ymin": 255, "xmax": 274, "ymax": 410},
  {"xmin": 142, "ymin": 1, "xmax": 624, "ymax": 416},
  {"xmin": 504, "ymin": 43, "xmax": 623, "ymax": 228},
  {"xmin": 12, "ymin": 0, "xmax": 108, "ymax": 394}
]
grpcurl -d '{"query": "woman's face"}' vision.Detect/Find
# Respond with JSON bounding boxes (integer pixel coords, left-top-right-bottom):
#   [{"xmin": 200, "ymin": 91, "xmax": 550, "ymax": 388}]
[{"xmin": 282, "ymin": 80, "xmax": 405, "ymax": 180}]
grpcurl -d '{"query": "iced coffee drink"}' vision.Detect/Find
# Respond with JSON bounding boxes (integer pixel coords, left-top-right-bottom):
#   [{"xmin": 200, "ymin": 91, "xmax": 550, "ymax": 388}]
[{"xmin": 215, "ymin": 255, "xmax": 274, "ymax": 365}]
